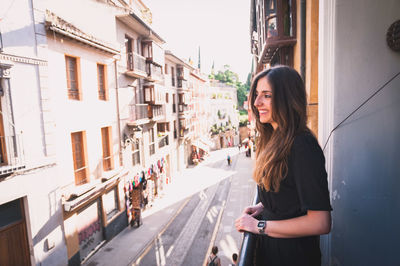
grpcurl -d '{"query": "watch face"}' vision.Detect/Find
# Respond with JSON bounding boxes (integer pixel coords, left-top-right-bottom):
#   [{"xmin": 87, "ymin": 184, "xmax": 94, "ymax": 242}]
[{"xmin": 257, "ymin": 221, "xmax": 265, "ymax": 228}]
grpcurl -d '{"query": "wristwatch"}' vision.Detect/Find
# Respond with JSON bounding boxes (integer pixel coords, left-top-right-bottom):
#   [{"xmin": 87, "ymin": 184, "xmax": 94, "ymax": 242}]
[{"xmin": 257, "ymin": 220, "xmax": 266, "ymax": 234}]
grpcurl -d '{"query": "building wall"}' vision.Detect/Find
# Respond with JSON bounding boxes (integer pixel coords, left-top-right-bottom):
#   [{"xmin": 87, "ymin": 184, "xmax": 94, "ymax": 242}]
[
  {"xmin": 0, "ymin": 0, "xmax": 66, "ymax": 265},
  {"xmin": 319, "ymin": 0, "xmax": 400, "ymax": 265}
]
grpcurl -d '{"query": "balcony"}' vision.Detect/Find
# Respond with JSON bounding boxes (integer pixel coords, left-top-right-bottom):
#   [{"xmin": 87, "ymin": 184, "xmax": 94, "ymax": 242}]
[
  {"xmin": 158, "ymin": 135, "xmax": 169, "ymax": 148},
  {"xmin": 144, "ymin": 84, "xmax": 166, "ymax": 105},
  {"xmin": 142, "ymin": 40, "xmax": 164, "ymax": 66},
  {"xmin": 0, "ymin": 134, "xmax": 26, "ymax": 177},
  {"xmin": 177, "ymin": 66, "xmax": 189, "ymax": 80},
  {"xmin": 125, "ymin": 52, "xmax": 147, "ymax": 79},
  {"xmin": 146, "ymin": 62, "xmax": 163, "ymax": 82},
  {"xmin": 149, "ymin": 105, "xmax": 164, "ymax": 121},
  {"xmin": 127, "ymin": 103, "xmax": 150, "ymax": 125},
  {"xmin": 258, "ymin": 0, "xmax": 297, "ymax": 65},
  {"xmin": 177, "ymin": 79, "xmax": 188, "ymax": 89}
]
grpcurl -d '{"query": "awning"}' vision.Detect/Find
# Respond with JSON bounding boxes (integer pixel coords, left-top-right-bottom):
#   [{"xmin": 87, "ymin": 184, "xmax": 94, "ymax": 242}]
[{"xmin": 192, "ymin": 140, "xmax": 209, "ymax": 153}]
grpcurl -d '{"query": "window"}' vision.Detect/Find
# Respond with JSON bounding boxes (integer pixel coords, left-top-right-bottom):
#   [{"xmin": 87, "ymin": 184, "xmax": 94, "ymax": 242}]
[
  {"xmin": 97, "ymin": 64, "xmax": 108, "ymax": 101},
  {"xmin": 166, "ymin": 93, "xmax": 169, "ymax": 103},
  {"xmin": 101, "ymin": 127, "xmax": 114, "ymax": 171},
  {"xmin": 125, "ymin": 36, "xmax": 133, "ymax": 70},
  {"xmin": 71, "ymin": 131, "xmax": 89, "ymax": 185},
  {"xmin": 172, "ymin": 94, "xmax": 176, "ymax": 113},
  {"xmin": 173, "ymin": 120, "xmax": 177, "ymax": 139},
  {"xmin": 164, "ymin": 64, "xmax": 168, "ymax": 74},
  {"xmin": 149, "ymin": 128, "xmax": 155, "ymax": 155},
  {"xmin": 132, "ymin": 141, "xmax": 140, "ymax": 166},
  {"xmin": 171, "ymin": 67, "xmax": 175, "ymax": 87},
  {"xmin": 65, "ymin": 55, "xmax": 81, "ymax": 100},
  {"xmin": 265, "ymin": 0, "xmax": 277, "ymax": 38}
]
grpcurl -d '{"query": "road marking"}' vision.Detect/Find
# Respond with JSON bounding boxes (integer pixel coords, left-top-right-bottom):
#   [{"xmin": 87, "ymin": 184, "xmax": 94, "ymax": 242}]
[
  {"xmin": 202, "ymin": 198, "xmax": 227, "ymax": 266},
  {"xmin": 130, "ymin": 196, "xmax": 191, "ymax": 266}
]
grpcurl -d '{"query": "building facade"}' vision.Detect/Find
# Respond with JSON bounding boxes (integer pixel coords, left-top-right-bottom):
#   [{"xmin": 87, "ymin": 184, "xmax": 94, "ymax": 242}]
[{"xmin": 209, "ymin": 80, "xmax": 239, "ymax": 149}]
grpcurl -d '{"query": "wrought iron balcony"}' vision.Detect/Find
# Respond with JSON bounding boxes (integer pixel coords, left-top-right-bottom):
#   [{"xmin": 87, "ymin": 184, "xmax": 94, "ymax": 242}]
[
  {"xmin": 128, "ymin": 103, "xmax": 150, "ymax": 125},
  {"xmin": 177, "ymin": 79, "xmax": 188, "ymax": 89},
  {"xmin": 126, "ymin": 52, "xmax": 147, "ymax": 78},
  {"xmin": 149, "ymin": 105, "xmax": 164, "ymax": 121},
  {"xmin": 0, "ymin": 134, "xmax": 26, "ymax": 177},
  {"xmin": 146, "ymin": 62, "xmax": 163, "ymax": 82}
]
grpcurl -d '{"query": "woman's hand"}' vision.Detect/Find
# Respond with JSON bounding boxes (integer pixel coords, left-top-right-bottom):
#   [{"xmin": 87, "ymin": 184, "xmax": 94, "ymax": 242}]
[
  {"xmin": 235, "ymin": 213, "xmax": 259, "ymax": 234},
  {"xmin": 243, "ymin": 202, "xmax": 264, "ymax": 218}
]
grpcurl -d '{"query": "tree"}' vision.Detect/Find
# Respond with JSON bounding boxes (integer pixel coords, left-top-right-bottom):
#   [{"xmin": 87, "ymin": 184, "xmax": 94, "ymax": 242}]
[{"xmin": 209, "ymin": 65, "xmax": 251, "ymax": 110}]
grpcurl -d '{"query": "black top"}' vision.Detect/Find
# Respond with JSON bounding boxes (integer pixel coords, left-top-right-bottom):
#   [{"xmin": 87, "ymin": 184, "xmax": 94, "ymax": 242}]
[{"xmin": 256, "ymin": 131, "xmax": 332, "ymax": 266}]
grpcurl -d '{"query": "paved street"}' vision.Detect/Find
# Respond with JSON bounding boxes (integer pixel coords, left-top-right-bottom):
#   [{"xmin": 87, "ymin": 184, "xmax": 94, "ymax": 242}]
[{"xmin": 84, "ymin": 147, "xmax": 255, "ymax": 266}]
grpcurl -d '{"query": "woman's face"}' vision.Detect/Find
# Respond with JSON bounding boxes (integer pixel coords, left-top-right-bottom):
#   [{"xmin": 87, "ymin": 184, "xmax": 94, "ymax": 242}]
[{"xmin": 254, "ymin": 77, "xmax": 277, "ymax": 129}]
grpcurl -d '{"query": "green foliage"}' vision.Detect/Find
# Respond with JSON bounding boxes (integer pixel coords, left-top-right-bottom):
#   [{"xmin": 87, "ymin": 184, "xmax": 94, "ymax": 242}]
[
  {"xmin": 210, "ymin": 65, "xmax": 251, "ymax": 110},
  {"xmin": 239, "ymin": 109, "xmax": 248, "ymax": 116}
]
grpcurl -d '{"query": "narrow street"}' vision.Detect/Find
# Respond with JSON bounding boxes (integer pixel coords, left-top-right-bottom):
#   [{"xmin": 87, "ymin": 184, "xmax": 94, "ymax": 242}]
[{"xmin": 84, "ymin": 147, "xmax": 255, "ymax": 266}]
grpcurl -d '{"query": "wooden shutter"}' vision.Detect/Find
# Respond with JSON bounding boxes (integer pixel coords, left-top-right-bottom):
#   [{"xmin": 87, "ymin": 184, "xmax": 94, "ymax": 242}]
[
  {"xmin": 97, "ymin": 64, "xmax": 108, "ymax": 101},
  {"xmin": 101, "ymin": 127, "xmax": 113, "ymax": 171},
  {"xmin": 65, "ymin": 56, "xmax": 80, "ymax": 100},
  {"xmin": 71, "ymin": 132, "xmax": 88, "ymax": 185}
]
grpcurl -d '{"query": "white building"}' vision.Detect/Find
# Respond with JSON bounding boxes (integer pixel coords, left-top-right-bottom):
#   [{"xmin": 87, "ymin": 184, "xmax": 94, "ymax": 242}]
[
  {"xmin": 0, "ymin": 0, "xmax": 62, "ymax": 265},
  {"xmin": 209, "ymin": 80, "xmax": 239, "ymax": 149}
]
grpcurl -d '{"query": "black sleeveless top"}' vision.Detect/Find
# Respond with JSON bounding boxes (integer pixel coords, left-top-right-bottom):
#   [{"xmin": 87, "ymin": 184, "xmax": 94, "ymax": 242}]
[{"xmin": 256, "ymin": 131, "xmax": 332, "ymax": 266}]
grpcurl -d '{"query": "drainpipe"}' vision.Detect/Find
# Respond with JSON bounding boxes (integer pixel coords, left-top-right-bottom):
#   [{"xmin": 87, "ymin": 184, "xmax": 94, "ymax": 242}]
[
  {"xmin": 300, "ymin": 0, "xmax": 306, "ymax": 81},
  {"xmin": 114, "ymin": 59, "xmax": 123, "ymax": 167}
]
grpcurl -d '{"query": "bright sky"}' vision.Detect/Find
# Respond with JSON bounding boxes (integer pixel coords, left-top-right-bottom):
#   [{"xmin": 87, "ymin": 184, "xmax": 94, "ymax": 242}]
[{"xmin": 144, "ymin": 0, "xmax": 252, "ymax": 83}]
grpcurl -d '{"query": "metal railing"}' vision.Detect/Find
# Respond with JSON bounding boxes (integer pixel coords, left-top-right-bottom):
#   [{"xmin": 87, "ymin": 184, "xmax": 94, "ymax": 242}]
[
  {"xmin": 178, "ymin": 104, "xmax": 189, "ymax": 113},
  {"xmin": 129, "ymin": 103, "xmax": 149, "ymax": 121},
  {"xmin": 158, "ymin": 135, "xmax": 169, "ymax": 148},
  {"xmin": 147, "ymin": 62, "xmax": 163, "ymax": 81},
  {"xmin": 127, "ymin": 52, "xmax": 147, "ymax": 74},
  {"xmin": 238, "ymin": 190, "xmax": 259, "ymax": 266},
  {"xmin": 177, "ymin": 79, "xmax": 188, "ymax": 89},
  {"xmin": 0, "ymin": 134, "xmax": 25, "ymax": 176},
  {"xmin": 151, "ymin": 105, "xmax": 164, "ymax": 120}
]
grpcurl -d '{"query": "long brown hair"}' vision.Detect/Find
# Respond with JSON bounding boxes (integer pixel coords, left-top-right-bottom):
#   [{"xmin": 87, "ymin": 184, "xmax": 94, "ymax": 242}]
[{"xmin": 249, "ymin": 66, "xmax": 308, "ymax": 192}]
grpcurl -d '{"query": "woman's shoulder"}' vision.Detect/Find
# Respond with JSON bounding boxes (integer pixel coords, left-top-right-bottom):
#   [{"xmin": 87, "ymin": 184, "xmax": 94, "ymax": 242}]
[{"xmin": 292, "ymin": 130, "xmax": 322, "ymax": 153}]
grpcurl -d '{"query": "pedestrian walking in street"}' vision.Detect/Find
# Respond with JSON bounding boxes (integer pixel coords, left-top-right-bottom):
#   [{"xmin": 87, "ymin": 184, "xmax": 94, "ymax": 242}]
[
  {"xmin": 206, "ymin": 246, "xmax": 221, "ymax": 266},
  {"xmin": 235, "ymin": 66, "xmax": 332, "ymax": 266},
  {"xmin": 229, "ymin": 253, "xmax": 238, "ymax": 266},
  {"xmin": 227, "ymin": 154, "xmax": 231, "ymax": 166}
]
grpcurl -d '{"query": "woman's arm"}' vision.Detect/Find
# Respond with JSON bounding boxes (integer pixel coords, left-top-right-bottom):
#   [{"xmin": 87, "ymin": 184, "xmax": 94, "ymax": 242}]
[{"xmin": 235, "ymin": 210, "xmax": 331, "ymax": 238}]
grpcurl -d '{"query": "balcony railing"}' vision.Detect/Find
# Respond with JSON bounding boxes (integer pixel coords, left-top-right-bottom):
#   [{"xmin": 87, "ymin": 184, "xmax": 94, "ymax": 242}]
[
  {"xmin": 146, "ymin": 62, "xmax": 163, "ymax": 82},
  {"xmin": 178, "ymin": 103, "xmax": 189, "ymax": 113},
  {"xmin": 150, "ymin": 105, "xmax": 164, "ymax": 120},
  {"xmin": 0, "ymin": 134, "xmax": 26, "ymax": 176},
  {"xmin": 158, "ymin": 135, "xmax": 169, "ymax": 148},
  {"xmin": 237, "ymin": 191, "xmax": 259, "ymax": 266},
  {"xmin": 126, "ymin": 52, "xmax": 147, "ymax": 78},
  {"xmin": 177, "ymin": 79, "xmax": 188, "ymax": 89},
  {"xmin": 129, "ymin": 103, "xmax": 149, "ymax": 123}
]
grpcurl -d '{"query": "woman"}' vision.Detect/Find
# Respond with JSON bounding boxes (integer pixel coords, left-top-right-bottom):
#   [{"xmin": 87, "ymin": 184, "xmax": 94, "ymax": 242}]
[
  {"xmin": 235, "ymin": 66, "xmax": 332, "ymax": 266},
  {"xmin": 206, "ymin": 246, "xmax": 221, "ymax": 266}
]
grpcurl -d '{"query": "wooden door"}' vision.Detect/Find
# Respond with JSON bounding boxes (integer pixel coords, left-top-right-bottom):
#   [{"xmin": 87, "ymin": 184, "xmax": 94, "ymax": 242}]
[{"xmin": 0, "ymin": 199, "xmax": 31, "ymax": 266}]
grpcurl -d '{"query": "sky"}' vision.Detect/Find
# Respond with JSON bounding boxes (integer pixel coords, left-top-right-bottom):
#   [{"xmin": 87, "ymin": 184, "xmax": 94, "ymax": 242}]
[{"xmin": 144, "ymin": 0, "xmax": 252, "ymax": 83}]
